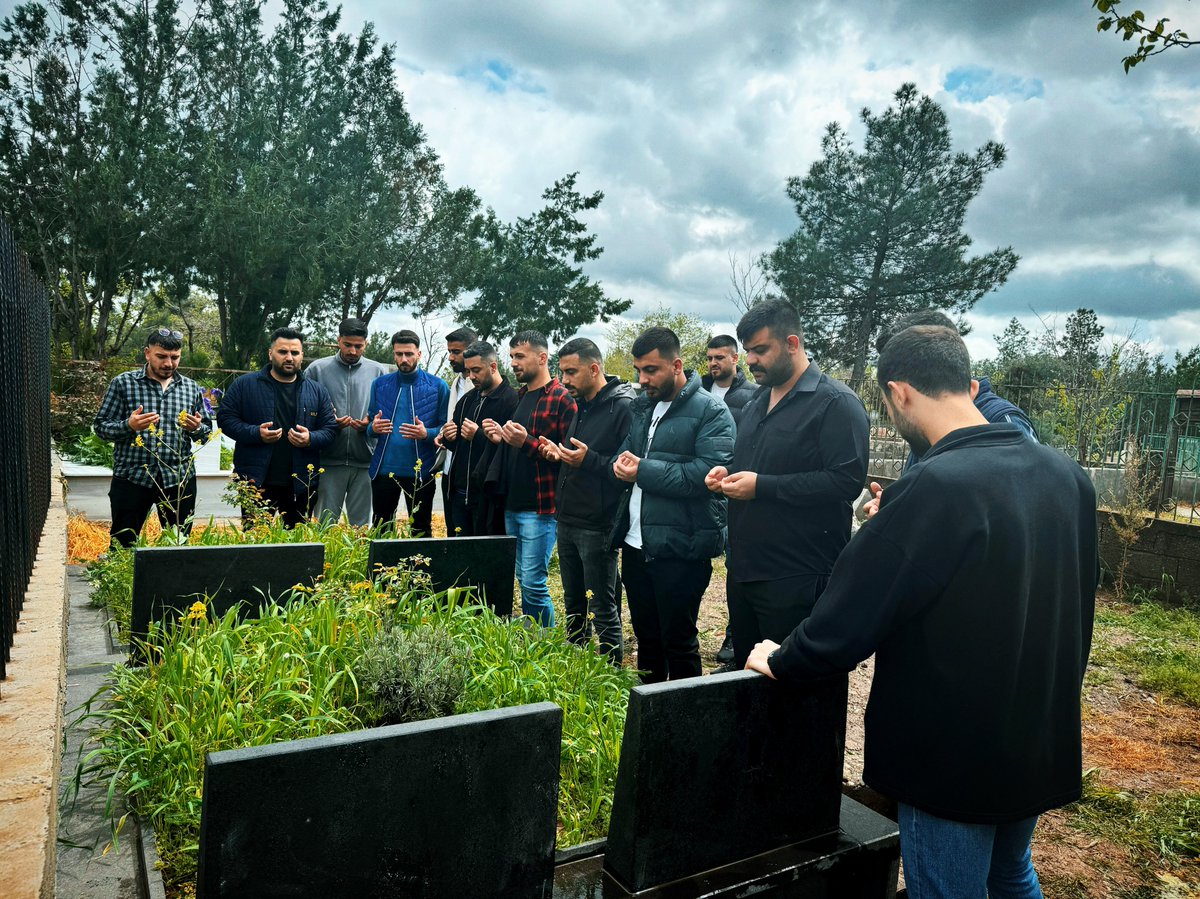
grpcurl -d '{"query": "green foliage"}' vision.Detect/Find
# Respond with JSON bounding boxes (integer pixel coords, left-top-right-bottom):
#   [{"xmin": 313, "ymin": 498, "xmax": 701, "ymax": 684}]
[
  {"xmin": 1093, "ymin": 0, "xmax": 1196, "ymax": 71},
  {"xmin": 602, "ymin": 304, "xmax": 715, "ymax": 383},
  {"xmin": 1069, "ymin": 770, "xmax": 1200, "ymax": 863},
  {"xmin": 358, "ymin": 624, "xmax": 470, "ymax": 725},
  {"xmin": 218, "ymin": 443, "xmax": 233, "ymax": 470},
  {"xmin": 764, "ymin": 82, "xmax": 1019, "ymax": 381},
  {"xmin": 58, "ymin": 432, "xmax": 114, "ymax": 467},
  {"xmin": 1093, "ymin": 598, "xmax": 1200, "ymax": 707},
  {"xmin": 459, "ymin": 172, "xmax": 631, "ymax": 343},
  {"xmin": 75, "ymin": 567, "xmax": 637, "ymax": 888}
]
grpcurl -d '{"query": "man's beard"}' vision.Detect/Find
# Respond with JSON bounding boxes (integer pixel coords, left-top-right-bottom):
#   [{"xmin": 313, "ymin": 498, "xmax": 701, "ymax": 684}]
[
  {"xmin": 750, "ymin": 354, "xmax": 792, "ymax": 387},
  {"xmin": 892, "ymin": 407, "xmax": 931, "ymax": 458},
  {"xmin": 397, "ymin": 362, "xmax": 416, "ymax": 373}
]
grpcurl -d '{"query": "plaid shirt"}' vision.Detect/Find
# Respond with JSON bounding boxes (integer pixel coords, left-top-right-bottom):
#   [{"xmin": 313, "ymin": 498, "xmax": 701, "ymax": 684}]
[
  {"xmin": 512, "ymin": 378, "xmax": 576, "ymax": 515},
  {"xmin": 93, "ymin": 367, "xmax": 212, "ymax": 488}
]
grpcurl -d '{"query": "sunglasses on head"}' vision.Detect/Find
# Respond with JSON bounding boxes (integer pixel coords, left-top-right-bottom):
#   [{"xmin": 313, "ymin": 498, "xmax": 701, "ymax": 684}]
[{"xmin": 155, "ymin": 328, "xmax": 184, "ymax": 340}]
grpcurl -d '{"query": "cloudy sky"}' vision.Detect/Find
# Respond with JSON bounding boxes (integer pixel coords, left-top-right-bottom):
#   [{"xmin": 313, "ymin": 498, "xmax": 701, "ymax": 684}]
[{"xmin": 338, "ymin": 2, "xmax": 1198, "ymax": 362}]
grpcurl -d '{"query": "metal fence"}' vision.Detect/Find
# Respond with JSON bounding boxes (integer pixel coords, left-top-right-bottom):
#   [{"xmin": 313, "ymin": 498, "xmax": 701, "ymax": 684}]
[
  {"xmin": 849, "ymin": 373, "xmax": 1200, "ymax": 521},
  {"xmin": 0, "ymin": 217, "xmax": 52, "ymax": 683}
]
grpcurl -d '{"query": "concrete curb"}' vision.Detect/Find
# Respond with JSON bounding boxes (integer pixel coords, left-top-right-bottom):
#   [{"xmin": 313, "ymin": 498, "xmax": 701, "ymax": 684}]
[
  {"xmin": 0, "ymin": 452, "xmax": 70, "ymax": 899},
  {"xmin": 136, "ymin": 819, "xmax": 167, "ymax": 899}
]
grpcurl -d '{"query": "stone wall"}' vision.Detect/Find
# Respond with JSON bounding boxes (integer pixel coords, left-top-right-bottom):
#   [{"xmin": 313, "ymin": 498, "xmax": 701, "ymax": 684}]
[{"xmin": 1098, "ymin": 510, "xmax": 1200, "ymax": 600}]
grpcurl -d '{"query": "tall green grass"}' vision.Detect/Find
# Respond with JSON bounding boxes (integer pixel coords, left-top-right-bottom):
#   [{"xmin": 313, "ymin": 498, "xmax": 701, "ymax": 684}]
[{"xmin": 74, "ymin": 570, "xmax": 637, "ymax": 889}]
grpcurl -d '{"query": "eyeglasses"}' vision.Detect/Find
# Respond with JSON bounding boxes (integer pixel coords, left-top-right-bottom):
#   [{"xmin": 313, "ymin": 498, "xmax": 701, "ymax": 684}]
[{"xmin": 154, "ymin": 328, "xmax": 184, "ymax": 340}]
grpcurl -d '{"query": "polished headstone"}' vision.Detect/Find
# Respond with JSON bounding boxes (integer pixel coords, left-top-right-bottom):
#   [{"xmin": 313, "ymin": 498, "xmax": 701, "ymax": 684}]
[
  {"xmin": 198, "ymin": 702, "xmax": 563, "ymax": 899},
  {"xmin": 130, "ymin": 543, "xmax": 324, "ymax": 646},
  {"xmin": 604, "ymin": 670, "xmax": 848, "ymax": 893},
  {"xmin": 367, "ymin": 535, "xmax": 516, "ymax": 617},
  {"xmin": 552, "ymin": 795, "xmax": 899, "ymax": 898}
]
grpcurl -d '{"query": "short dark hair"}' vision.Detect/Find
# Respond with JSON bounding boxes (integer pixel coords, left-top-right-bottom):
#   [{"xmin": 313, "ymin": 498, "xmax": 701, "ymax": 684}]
[
  {"xmin": 877, "ymin": 326, "xmax": 972, "ymax": 398},
  {"xmin": 339, "ymin": 317, "xmax": 369, "ymax": 338},
  {"xmin": 445, "ymin": 327, "xmax": 478, "ymax": 345},
  {"xmin": 463, "ymin": 340, "xmax": 497, "ymax": 363},
  {"xmin": 558, "ymin": 337, "xmax": 603, "ymax": 365},
  {"xmin": 875, "ymin": 309, "xmax": 957, "ymax": 355},
  {"xmin": 736, "ymin": 298, "xmax": 803, "ymax": 346},
  {"xmin": 707, "ymin": 334, "xmax": 738, "ymax": 352},
  {"xmin": 391, "ymin": 329, "xmax": 421, "ymax": 349},
  {"xmin": 270, "ymin": 326, "xmax": 304, "ymax": 344},
  {"xmin": 145, "ymin": 327, "xmax": 183, "ymax": 351},
  {"xmin": 631, "ymin": 326, "xmax": 681, "ymax": 360},
  {"xmin": 509, "ymin": 330, "xmax": 548, "ymax": 351}
]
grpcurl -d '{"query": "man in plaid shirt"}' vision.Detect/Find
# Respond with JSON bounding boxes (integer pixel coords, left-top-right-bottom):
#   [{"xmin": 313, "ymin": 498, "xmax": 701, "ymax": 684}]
[
  {"xmin": 93, "ymin": 328, "xmax": 212, "ymax": 546},
  {"xmin": 482, "ymin": 330, "xmax": 576, "ymax": 626}
]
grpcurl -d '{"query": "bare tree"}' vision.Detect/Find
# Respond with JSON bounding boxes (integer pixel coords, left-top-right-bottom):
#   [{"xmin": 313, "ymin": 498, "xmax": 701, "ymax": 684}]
[{"xmin": 726, "ymin": 251, "xmax": 769, "ymax": 314}]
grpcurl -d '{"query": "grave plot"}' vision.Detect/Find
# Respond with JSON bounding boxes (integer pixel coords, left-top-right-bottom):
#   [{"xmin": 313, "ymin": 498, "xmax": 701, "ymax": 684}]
[
  {"xmin": 197, "ymin": 702, "xmax": 563, "ymax": 899},
  {"xmin": 368, "ymin": 535, "xmax": 516, "ymax": 617},
  {"xmin": 129, "ymin": 542, "xmax": 325, "ymax": 648}
]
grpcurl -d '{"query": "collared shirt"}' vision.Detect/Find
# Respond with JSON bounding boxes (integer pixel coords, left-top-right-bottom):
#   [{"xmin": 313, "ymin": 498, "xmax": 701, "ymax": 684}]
[
  {"xmin": 93, "ymin": 367, "xmax": 212, "ymax": 488},
  {"xmin": 499, "ymin": 378, "xmax": 576, "ymax": 516},
  {"xmin": 727, "ymin": 362, "xmax": 870, "ymax": 581}
]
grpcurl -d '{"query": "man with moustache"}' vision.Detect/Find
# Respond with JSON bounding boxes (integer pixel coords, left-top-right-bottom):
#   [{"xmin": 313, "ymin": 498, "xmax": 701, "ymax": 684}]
[
  {"xmin": 93, "ymin": 327, "xmax": 212, "ymax": 546},
  {"xmin": 706, "ymin": 299, "xmax": 869, "ymax": 668},
  {"xmin": 481, "ymin": 330, "xmax": 575, "ymax": 626},
  {"xmin": 538, "ymin": 337, "xmax": 634, "ymax": 664},
  {"xmin": 701, "ymin": 334, "xmax": 758, "ymax": 423},
  {"xmin": 440, "ymin": 326, "xmax": 478, "ymax": 535},
  {"xmin": 436, "ymin": 341, "xmax": 518, "ymax": 537},
  {"xmin": 218, "ymin": 327, "xmax": 339, "ymax": 527},
  {"xmin": 746, "ymin": 325, "xmax": 1097, "ymax": 898},
  {"xmin": 612, "ymin": 327, "xmax": 734, "ymax": 682},
  {"xmin": 305, "ymin": 317, "xmax": 389, "ymax": 526},
  {"xmin": 366, "ymin": 329, "xmax": 449, "ymax": 537}
]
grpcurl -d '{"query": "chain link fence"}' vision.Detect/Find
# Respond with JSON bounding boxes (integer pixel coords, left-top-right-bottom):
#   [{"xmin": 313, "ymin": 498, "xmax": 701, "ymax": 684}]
[{"xmin": 0, "ymin": 217, "xmax": 51, "ymax": 683}]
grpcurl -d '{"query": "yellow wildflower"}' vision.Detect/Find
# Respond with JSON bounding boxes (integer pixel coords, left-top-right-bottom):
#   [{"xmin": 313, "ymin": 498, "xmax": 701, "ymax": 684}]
[
  {"xmin": 135, "ymin": 435, "xmax": 145, "ymax": 448},
  {"xmin": 177, "ymin": 409, "xmax": 189, "ymax": 426},
  {"xmin": 306, "ymin": 463, "xmax": 314, "ymax": 472},
  {"xmin": 318, "ymin": 467, "xmax": 325, "ymax": 473},
  {"xmin": 585, "ymin": 589, "xmax": 594, "ymax": 600}
]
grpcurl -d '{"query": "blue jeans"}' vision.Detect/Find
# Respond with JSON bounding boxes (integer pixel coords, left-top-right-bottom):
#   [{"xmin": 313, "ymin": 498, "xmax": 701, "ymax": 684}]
[
  {"xmin": 898, "ymin": 803, "xmax": 1043, "ymax": 899},
  {"xmin": 504, "ymin": 510, "xmax": 557, "ymax": 626}
]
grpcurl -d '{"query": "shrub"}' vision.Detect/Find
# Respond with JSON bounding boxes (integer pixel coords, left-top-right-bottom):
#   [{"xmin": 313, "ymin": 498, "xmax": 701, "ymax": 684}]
[{"xmin": 358, "ymin": 624, "xmax": 470, "ymax": 725}]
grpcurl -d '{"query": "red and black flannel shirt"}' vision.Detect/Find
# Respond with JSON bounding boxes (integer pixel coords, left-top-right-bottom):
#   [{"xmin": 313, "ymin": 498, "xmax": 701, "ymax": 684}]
[{"xmin": 514, "ymin": 378, "xmax": 576, "ymax": 515}]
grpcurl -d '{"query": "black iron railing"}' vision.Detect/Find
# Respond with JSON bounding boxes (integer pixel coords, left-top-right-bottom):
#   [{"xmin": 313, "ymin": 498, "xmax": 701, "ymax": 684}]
[{"xmin": 0, "ymin": 217, "xmax": 51, "ymax": 682}]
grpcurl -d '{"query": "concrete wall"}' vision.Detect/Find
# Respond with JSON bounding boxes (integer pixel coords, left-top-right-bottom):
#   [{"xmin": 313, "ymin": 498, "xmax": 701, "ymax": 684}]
[
  {"xmin": 1099, "ymin": 510, "xmax": 1200, "ymax": 600},
  {"xmin": 0, "ymin": 453, "xmax": 69, "ymax": 899}
]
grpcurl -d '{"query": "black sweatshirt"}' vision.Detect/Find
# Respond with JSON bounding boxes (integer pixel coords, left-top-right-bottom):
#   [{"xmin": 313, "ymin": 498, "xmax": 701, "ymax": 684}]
[{"xmin": 771, "ymin": 423, "xmax": 1098, "ymax": 824}]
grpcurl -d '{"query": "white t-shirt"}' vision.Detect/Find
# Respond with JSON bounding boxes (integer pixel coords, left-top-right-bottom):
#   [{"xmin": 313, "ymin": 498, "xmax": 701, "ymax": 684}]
[
  {"xmin": 710, "ymin": 383, "xmax": 730, "ymax": 401},
  {"xmin": 624, "ymin": 401, "xmax": 672, "ymax": 549}
]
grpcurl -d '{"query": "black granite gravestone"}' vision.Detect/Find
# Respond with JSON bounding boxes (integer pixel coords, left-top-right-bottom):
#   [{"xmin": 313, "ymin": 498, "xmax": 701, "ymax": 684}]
[
  {"xmin": 367, "ymin": 535, "xmax": 516, "ymax": 617},
  {"xmin": 603, "ymin": 670, "xmax": 849, "ymax": 893},
  {"xmin": 197, "ymin": 702, "xmax": 563, "ymax": 899},
  {"xmin": 553, "ymin": 795, "xmax": 899, "ymax": 898},
  {"xmin": 130, "ymin": 543, "xmax": 324, "ymax": 648}
]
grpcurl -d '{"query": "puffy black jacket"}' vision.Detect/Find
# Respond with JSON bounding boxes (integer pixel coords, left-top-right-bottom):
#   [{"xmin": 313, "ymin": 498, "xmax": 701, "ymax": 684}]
[
  {"xmin": 701, "ymin": 370, "xmax": 760, "ymax": 426},
  {"xmin": 609, "ymin": 372, "xmax": 735, "ymax": 560},
  {"xmin": 556, "ymin": 376, "xmax": 636, "ymax": 531}
]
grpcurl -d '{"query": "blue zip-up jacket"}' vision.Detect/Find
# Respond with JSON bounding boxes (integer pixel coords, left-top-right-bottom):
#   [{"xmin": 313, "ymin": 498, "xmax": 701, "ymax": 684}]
[
  {"xmin": 366, "ymin": 368, "xmax": 449, "ymax": 480},
  {"xmin": 217, "ymin": 366, "xmax": 338, "ymax": 494}
]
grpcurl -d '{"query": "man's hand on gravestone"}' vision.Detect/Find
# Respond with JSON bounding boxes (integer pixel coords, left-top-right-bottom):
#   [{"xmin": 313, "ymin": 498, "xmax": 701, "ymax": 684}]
[{"xmin": 745, "ymin": 640, "xmax": 780, "ymax": 680}]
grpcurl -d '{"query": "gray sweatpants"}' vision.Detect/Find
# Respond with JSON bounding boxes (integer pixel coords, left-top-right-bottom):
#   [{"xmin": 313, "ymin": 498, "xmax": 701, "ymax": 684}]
[{"xmin": 316, "ymin": 464, "xmax": 373, "ymax": 527}]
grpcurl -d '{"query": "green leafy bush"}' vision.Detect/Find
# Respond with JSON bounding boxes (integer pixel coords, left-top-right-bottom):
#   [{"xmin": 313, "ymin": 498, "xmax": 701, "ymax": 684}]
[
  {"xmin": 359, "ymin": 624, "xmax": 470, "ymax": 725},
  {"xmin": 59, "ymin": 432, "xmax": 115, "ymax": 467}
]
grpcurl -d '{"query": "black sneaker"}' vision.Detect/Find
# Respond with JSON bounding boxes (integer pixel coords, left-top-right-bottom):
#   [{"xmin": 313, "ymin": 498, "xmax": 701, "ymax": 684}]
[{"xmin": 715, "ymin": 631, "xmax": 735, "ymax": 664}]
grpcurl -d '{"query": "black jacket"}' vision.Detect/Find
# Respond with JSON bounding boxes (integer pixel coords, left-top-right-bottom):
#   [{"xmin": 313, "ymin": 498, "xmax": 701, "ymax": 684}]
[
  {"xmin": 609, "ymin": 372, "xmax": 736, "ymax": 560},
  {"xmin": 443, "ymin": 380, "xmax": 519, "ymax": 514},
  {"xmin": 556, "ymin": 376, "xmax": 636, "ymax": 532},
  {"xmin": 701, "ymin": 370, "xmax": 759, "ymax": 425},
  {"xmin": 771, "ymin": 424, "xmax": 1098, "ymax": 824}
]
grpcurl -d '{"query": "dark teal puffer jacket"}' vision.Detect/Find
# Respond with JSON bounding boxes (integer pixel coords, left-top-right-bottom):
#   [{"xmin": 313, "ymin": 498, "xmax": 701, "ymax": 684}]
[{"xmin": 609, "ymin": 372, "xmax": 736, "ymax": 560}]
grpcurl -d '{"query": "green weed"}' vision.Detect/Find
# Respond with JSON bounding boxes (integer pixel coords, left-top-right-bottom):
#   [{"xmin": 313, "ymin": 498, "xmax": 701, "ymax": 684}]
[{"xmin": 1093, "ymin": 600, "xmax": 1200, "ymax": 708}]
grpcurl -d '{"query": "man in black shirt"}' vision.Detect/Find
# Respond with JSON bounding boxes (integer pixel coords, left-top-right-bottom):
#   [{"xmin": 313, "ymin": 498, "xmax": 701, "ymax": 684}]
[
  {"xmin": 706, "ymin": 299, "xmax": 869, "ymax": 668},
  {"xmin": 746, "ymin": 325, "xmax": 1097, "ymax": 897},
  {"xmin": 437, "ymin": 341, "xmax": 518, "ymax": 536}
]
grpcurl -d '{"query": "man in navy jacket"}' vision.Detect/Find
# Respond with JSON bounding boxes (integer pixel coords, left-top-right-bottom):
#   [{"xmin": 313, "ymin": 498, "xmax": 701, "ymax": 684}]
[
  {"xmin": 218, "ymin": 327, "xmax": 338, "ymax": 527},
  {"xmin": 747, "ymin": 325, "xmax": 1097, "ymax": 897}
]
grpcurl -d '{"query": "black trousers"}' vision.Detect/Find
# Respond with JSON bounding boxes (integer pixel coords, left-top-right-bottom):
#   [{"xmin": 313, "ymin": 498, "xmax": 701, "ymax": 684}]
[
  {"xmin": 728, "ymin": 574, "xmax": 828, "ymax": 668},
  {"xmin": 372, "ymin": 475, "xmax": 436, "ymax": 537},
  {"xmin": 109, "ymin": 476, "xmax": 197, "ymax": 547},
  {"xmin": 621, "ymin": 544, "xmax": 711, "ymax": 683},
  {"xmin": 245, "ymin": 482, "xmax": 315, "ymax": 529}
]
